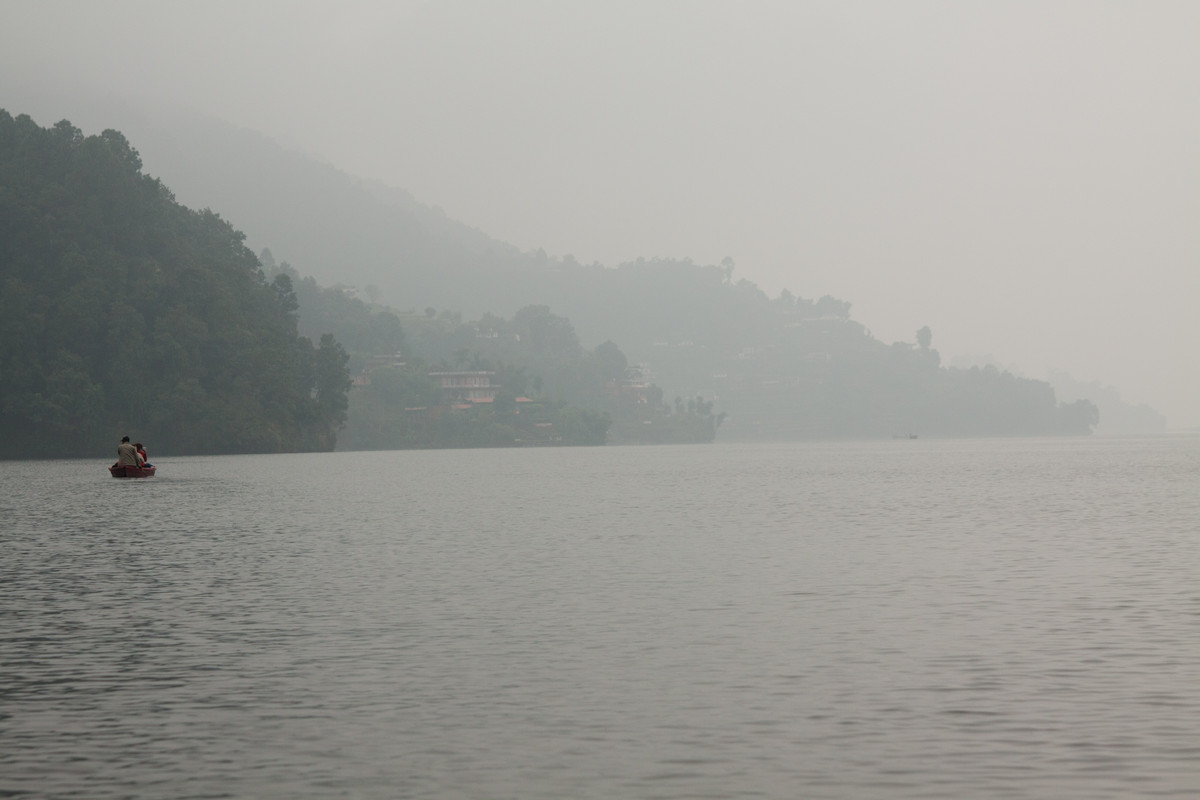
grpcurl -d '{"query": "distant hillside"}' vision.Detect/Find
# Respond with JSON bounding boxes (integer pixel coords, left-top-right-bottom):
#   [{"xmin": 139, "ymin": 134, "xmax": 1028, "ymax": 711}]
[
  {"xmin": 112, "ymin": 108, "xmax": 1101, "ymax": 438},
  {"xmin": 0, "ymin": 91, "xmax": 536, "ymax": 313},
  {"xmin": 83, "ymin": 107, "xmax": 536, "ymax": 315},
  {"xmin": 4, "ymin": 100, "xmax": 1102, "ymax": 440},
  {"xmin": 0, "ymin": 101, "xmax": 871, "ymax": 342},
  {"xmin": 1047, "ymin": 370, "xmax": 1167, "ymax": 435},
  {"xmin": 0, "ymin": 111, "xmax": 351, "ymax": 457}
]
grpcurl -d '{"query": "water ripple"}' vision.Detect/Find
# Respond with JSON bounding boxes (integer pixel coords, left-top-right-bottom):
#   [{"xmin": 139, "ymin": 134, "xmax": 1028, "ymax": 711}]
[{"xmin": 2, "ymin": 438, "xmax": 1198, "ymax": 798}]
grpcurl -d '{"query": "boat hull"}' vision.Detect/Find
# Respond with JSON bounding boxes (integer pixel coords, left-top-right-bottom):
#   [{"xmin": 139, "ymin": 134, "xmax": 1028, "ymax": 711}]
[{"xmin": 110, "ymin": 464, "xmax": 156, "ymax": 478}]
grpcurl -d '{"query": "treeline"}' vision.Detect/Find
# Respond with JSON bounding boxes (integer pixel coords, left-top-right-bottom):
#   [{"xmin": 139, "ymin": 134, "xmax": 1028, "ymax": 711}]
[
  {"xmin": 705, "ymin": 336, "xmax": 1097, "ymax": 439},
  {"xmin": 0, "ymin": 112, "xmax": 351, "ymax": 457},
  {"xmin": 1, "ymin": 110, "xmax": 1097, "ymax": 456},
  {"xmin": 54, "ymin": 106, "xmax": 1102, "ymax": 440},
  {"xmin": 342, "ymin": 361, "xmax": 611, "ymax": 449},
  {"xmin": 451, "ymin": 255, "xmax": 1092, "ymax": 439},
  {"xmin": 263, "ymin": 256, "xmax": 722, "ymax": 448},
  {"xmin": 261, "ymin": 246, "xmax": 1094, "ymax": 445}
]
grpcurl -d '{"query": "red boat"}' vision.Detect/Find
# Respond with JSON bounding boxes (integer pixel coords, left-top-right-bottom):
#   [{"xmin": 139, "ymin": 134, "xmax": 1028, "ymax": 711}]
[{"xmin": 109, "ymin": 464, "xmax": 156, "ymax": 478}]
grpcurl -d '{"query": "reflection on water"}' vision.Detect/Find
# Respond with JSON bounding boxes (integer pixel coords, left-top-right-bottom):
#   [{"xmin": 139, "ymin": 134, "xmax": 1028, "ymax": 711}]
[{"xmin": 3, "ymin": 437, "xmax": 1199, "ymax": 798}]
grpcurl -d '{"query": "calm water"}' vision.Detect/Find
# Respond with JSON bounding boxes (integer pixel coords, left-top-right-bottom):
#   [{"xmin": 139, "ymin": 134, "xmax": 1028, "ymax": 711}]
[{"xmin": 2, "ymin": 436, "xmax": 1199, "ymax": 799}]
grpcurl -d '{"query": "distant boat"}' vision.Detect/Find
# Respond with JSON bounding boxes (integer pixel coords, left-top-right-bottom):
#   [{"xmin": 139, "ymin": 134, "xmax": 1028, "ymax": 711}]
[
  {"xmin": 892, "ymin": 433, "xmax": 919, "ymax": 440},
  {"xmin": 109, "ymin": 464, "xmax": 156, "ymax": 478}
]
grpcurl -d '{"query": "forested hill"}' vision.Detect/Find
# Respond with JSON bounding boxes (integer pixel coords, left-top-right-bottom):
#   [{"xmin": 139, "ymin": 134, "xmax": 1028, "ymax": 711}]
[
  {"xmin": 31, "ymin": 103, "xmax": 535, "ymax": 318},
  {"xmin": 0, "ymin": 111, "xmax": 352, "ymax": 458},
  {"xmin": 1, "ymin": 109, "xmax": 1101, "ymax": 445}
]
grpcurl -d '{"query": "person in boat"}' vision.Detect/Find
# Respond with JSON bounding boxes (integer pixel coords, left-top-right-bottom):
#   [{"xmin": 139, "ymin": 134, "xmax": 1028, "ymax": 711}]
[
  {"xmin": 116, "ymin": 436, "xmax": 144, "ymax": 468},
  {"xmin": 134, "ymin": 442, "xmax": 151, "ymax": 467}
]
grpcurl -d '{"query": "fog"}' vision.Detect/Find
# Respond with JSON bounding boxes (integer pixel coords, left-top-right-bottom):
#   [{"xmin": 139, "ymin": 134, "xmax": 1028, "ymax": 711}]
[{"xmin": 2, "ymin": 0, "xmax": 1196, "ymax": 427}]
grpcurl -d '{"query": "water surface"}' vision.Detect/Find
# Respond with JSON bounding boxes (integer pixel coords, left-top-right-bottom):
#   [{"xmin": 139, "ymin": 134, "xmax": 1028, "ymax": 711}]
[{"xmin": 3, "ymin": 436, "xmax": 1198, "ymax": 798}]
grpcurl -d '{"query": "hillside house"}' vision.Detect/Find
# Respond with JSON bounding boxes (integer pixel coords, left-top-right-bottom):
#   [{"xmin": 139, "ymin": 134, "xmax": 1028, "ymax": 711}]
[{"xmin": 429, "ymin": 371, "xmax": 499, "ymax": 403}]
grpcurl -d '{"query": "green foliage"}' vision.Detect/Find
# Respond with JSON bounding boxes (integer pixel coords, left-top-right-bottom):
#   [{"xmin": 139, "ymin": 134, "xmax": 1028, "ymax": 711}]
[
  {"xmin": 381, "ymin": 304, "xmax": 715, "ymax": 445},
  {"xmin": 547, "ymin": 406, "xmax": 611, "ymax": 446},
  {"xmin": 607, "ymin": 394, "xmax": 724, "ymax": 445},
  {"xmin": 0, "ymin": 112, "xmax": 351, "ymax": 457},
  {"xmin": 263, "ymin": 257, "xmax": 406, "ymax": 372},
  {"xmin": 523, "ymin": 258, "xmax": 1096, "ymax": 439},
  {"xmin": 22, "ymin": 108, "xmax": 1096, "ymax": 449},
  {"xmin": 1057, "ymin": 398, "xmax": 1100, "ymax": 436},
  {"xmin": 313, "ymin": 333, "xmax": 352, "ymax": 435},
  {"xmin": 338, "ymin": 363, "xmax": 438, "ymax": 450},
  {"xmin": 337, "ymin": 360, "xmax": 611, "ymax": 450}
]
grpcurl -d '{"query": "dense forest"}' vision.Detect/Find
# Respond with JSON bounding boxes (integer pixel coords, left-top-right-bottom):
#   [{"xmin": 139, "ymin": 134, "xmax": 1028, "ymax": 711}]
[
  {"xmin": 265, "ymin": 254, "xmax": 723, "ymax": 449},
  {"xmin": 558, "ymin": 262, "xmax": 1100, "ymax": 439},
  {"xmin": 265, "ymin": 245, "xmax": 1093, "ymax": 445},
  {"xmin": 79, "ymin": 108, "xmax": 1093, "ymax": 440},
  {"xmin": 265, "ymin": 247, "xmax": 1094, "ymax": 442},
  {"xmin": 1, "ymin": 110, "xmax": 1099, "ymax": 457},
  {"xmin": 0, "ymin": 111, "xmax": 351, "ymax": 457}
]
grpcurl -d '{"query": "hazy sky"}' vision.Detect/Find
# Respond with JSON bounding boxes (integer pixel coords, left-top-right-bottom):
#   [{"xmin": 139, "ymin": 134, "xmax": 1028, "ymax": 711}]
[{"xmin": 3, "ymin": 1, "xmax": 1197, "ymax": 426}]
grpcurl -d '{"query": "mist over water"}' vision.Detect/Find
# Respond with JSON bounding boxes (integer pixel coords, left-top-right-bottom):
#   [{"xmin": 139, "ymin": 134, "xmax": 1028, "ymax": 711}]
[{"xmin": 4, "ymin": 437, "xmax": 1198, "ymax": 798}]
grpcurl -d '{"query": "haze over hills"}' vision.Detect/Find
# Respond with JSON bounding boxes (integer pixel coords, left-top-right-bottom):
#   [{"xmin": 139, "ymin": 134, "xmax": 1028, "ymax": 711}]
[
  {"xmin": 0, "ymin": 93, "xmax": 528, "ymax": 315},
  {"xmin": 0, "ymin": 93, "xmax": 1166, "ymax": 437},
  {"xmin": 2, "ymin": 2, "xmax": 1195, "ymax": 430},
  {"xmin": 110, "ymin": 104, "xmax": 1180, "ymax": 432}
]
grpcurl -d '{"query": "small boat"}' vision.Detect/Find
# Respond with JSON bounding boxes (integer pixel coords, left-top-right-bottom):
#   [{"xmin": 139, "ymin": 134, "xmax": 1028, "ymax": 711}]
[{"xmin": 110, "ymin": 464, "xmax": 156, "ymax": 478}]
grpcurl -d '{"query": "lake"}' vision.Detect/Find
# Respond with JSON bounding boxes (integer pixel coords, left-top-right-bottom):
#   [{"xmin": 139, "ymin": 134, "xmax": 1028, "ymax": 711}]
[{"xmin": 3, "ymin": 436, "xmax": 1198, "ymax": 799}]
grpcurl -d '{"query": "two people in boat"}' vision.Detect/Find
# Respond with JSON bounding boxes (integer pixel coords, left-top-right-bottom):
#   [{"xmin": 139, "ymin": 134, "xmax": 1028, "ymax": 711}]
[{"xmin": 116, "ymin": 436, "xmax": 152, "ymax": 468}]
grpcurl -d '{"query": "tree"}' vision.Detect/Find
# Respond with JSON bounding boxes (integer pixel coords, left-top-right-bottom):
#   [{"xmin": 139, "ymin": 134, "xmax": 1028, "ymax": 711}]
[
  {"xmin": 492, "ymin": 391, "xmax": 517, "ymax": 416},
  {"xmin": 591, "ymin": 340, "xmax": 628, "ymax": 384},
  {"xmin": 511, "ymin": 305, "xmax": 580, "ymax": 357},
  {"xmin": 272, "ymin": 273, "xmax": 299, "ymax": 315},
  {"xmin": 314, "ymin": 333, "xmax": 352, "ymax": 433},
  {"xmin": 0, "ymin": 112, "xmax": 354, "ymax": 456}
]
